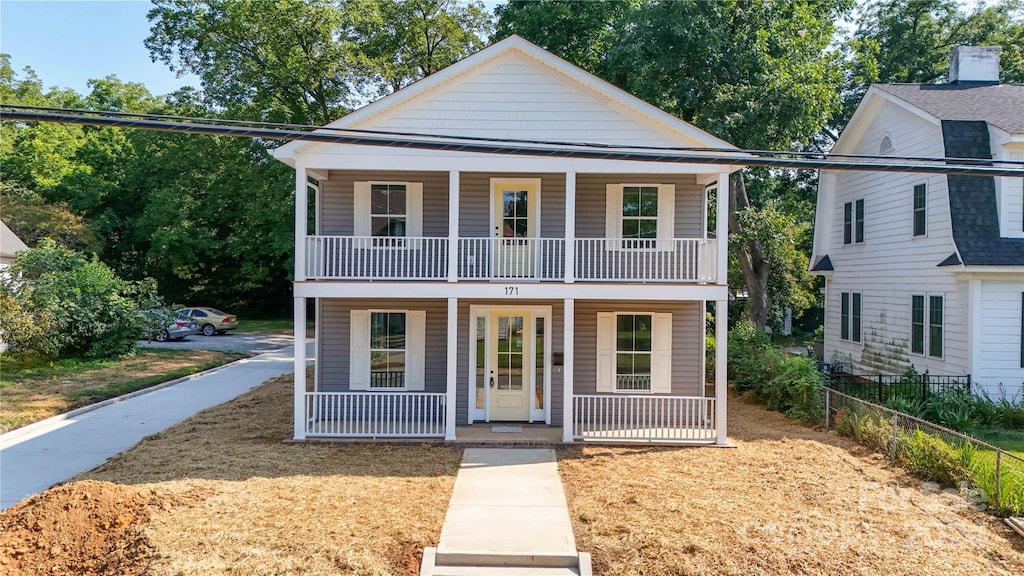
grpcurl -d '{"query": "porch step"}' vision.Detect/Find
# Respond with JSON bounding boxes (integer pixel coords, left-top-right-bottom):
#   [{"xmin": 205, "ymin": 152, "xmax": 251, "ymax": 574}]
[{"xmin": 421, "ymin": 548, "xmax": 591, "ymax": 576}]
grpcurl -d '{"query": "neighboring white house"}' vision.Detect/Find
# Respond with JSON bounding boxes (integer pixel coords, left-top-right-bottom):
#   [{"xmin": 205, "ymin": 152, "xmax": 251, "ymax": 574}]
[
  {"xmin": 1, "ymin": 220, "xmax": 28, "ymax": 268},
  {"xmin": 810, "ymin": 46, "xmax": 1024, "ymax": 399},
  {"xmin": 273, "ymin": 35, "xmax": 743, "ymax": 443}
]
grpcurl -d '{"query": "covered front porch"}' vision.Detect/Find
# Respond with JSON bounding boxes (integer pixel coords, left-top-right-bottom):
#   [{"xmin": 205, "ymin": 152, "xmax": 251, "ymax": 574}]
[{"xmin": 290, "ymin": 296, "xmax": 730, "ymax": 445}]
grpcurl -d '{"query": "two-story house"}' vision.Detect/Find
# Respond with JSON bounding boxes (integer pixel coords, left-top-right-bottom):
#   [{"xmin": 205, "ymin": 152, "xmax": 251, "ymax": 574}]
[
  {"xmin": 273, "ymin": 36, "xmax": 741, "ymax": 443},
  {"xmin": 810, "ymin": 46, "xmax": 1024, "ymax": 400}
]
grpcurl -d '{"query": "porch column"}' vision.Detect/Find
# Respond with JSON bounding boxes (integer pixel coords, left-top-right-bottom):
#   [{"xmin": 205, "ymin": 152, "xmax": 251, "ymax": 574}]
[
  {"xmin": 445, "ymin": 297, "xmax": 458, "ymax": 440},
  {"xmin": 715, "ymin": 299, "xmax": 728, "ymax": 445},
  {"xmin": 295, "ymin": 166, "xmax": 307, "ymax": 282},
  {"xmin": 716, "ymin": 172, "xmax": 729, "ymax": 284},
  {"xmin": 293, "ymin": 296, "xmax": 307, "ymax": 440},
  {"xmin": 564, "ymin": 172, "xmax": 576, "ymax": 282},
  {"xmin": 448, "ymin": 171, "xmax": 460, "ymax": 282},
  {"xmin": 562, "ymin": 298, "xmax": 575, "ymax": 442}
]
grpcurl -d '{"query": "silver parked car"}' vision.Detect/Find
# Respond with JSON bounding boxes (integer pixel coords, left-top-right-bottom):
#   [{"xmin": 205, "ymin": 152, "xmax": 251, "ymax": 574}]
[{"xmin": 142, "ymin": 309, "xmax": 200, "ymax": 342}]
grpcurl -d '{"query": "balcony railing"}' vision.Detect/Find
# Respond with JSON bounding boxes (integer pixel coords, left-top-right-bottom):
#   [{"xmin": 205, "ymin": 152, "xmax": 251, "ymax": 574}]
[
  {"xmin": 575, "ymin": 238, "xmax": 717, "ymax": 282},
  {"xmin": 304, "ymin": 235, "xmax": 718, "ymax": 283}
]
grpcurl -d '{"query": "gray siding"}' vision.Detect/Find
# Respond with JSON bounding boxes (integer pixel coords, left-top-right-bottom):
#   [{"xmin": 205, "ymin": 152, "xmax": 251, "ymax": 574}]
[
  {"xmin": 321, "ymin": 171, "xmax": 449, "ymax": 236},
  {"xmin": 318, "ymin": 298, "xmax": 448, "ymax": 393},
  {"xmin": 573, "ymin": 300, "xmax": 703, "ymax": 396},
  {"xmin": 575, "ymin": 174, "xmax": 703, "ymax": 238},
  {"xmin": 458, "ymin": 173, "xmax": 565, "ymax": 238}
]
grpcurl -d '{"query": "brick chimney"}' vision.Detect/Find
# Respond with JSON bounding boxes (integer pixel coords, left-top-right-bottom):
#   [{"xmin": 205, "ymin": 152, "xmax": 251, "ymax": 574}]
[{"xmin": 949, "ymin": 46, "xmax": 1001, "ymax": 84}]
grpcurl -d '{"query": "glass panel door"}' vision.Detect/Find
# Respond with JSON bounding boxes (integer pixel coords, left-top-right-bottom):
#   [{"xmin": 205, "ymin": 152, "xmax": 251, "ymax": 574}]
[{"xmin": 489, "ymin": 312, "xmax": 530, "ymax": 420}]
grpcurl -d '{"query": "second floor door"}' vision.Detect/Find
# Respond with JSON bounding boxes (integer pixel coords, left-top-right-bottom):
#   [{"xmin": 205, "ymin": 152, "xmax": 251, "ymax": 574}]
[{"xmin": 491, "ymin": 178, "xmax": 540, "ymax": 278}]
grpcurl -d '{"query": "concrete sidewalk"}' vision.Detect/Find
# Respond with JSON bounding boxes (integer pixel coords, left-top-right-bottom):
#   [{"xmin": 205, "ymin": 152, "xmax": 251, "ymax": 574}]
[
  {"xmin": 0, "ymin": 342, "xmax": 312, "ymax": 510},
  {"xmin": 422, "ymin": 448, "xmax": 590, "ymax": 575}
]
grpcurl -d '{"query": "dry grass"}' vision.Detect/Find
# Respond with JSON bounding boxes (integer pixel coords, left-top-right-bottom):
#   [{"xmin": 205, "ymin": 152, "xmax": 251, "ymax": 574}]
[
  {"xmin": 559, "ymin": 393, "xmax": 1024, "ymax": 576},
  {"xmin": 0, "ymin": 349, "xmax": 245, "ymax": 432},
  {"xmin": 71, "ymin": 368, "xmax": 462, "ymax": 576}
]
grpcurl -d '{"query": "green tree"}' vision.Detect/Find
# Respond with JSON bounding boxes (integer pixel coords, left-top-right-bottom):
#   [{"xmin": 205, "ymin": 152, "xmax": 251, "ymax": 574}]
[
  {"xmin": 0, "ymin": 240, "xmax": 144, "ymax": 359},
  {"xmin": 497, "ymin": 0, "xmax": 847, "ymax": 326}
]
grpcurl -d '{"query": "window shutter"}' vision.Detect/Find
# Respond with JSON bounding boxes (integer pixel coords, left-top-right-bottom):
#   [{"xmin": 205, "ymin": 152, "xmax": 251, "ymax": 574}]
[
  {"xmin": 596, "ymin": 312, "xmax": 615, "ymax": 392},
  {"xmin": 406, "ymin": 310, "xmax": 426, "ymax": 391},
  {"xmin": 651, "ymin": 313, "xmax": 673, "ymax": 394},
  {"xmin": 605, "ymin": 184, "xmax": 622, "ymax": 251},
  {"xmin": 656, "ymin": 184, "xmax": 676, "ymax": 251},
  {"xmin": 406, "ymin": 182, "xmax": 423, "ymax": 238},
  {"xmin": 349, "ymin": 310, "xmax": 370, "ymax": 390},
  {"xmin": 354, "ymin": 182, "xmax": 370, "ymax": 237}
]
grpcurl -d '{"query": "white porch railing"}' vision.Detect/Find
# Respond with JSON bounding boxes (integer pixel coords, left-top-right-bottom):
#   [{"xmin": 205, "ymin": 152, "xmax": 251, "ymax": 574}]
[
  {"xmin": 573, "ymin": 394, "xmax": 716, "ymax": 441},
  {"xmin": 457, "ymin": 237, "xmax": 565, "ymax": 280},
  {"xmin": 305, "ymin": 236, "xmax": 448, "ymax": 280},
  {"xmin": 304, "ymin": 392, "xmax": 447, "ymax": 437},
  {"xmin": 574, "ymin": 238, "xmax": 717, "ymax": 282}
]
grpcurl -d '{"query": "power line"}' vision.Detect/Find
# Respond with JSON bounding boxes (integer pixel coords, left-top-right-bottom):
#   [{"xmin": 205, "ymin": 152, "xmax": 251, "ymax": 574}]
[{"xmin": 3, "ymin": 105, "xmax": 1023, "ymax": 178}]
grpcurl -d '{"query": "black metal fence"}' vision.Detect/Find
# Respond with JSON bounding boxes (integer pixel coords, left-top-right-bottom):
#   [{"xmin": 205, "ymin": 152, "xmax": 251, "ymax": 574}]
[{"xmin": 822, "ymin": 368, "xmax": 971, "ymax": 405}]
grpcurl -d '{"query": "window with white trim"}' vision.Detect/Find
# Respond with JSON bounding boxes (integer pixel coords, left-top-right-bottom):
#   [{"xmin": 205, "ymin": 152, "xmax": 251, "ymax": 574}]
[
  {"xmin": 839, "ymin": 291, "xmax": 861, "ymax": 343},
  {"xmin": 843, "ymin": 199, "xmax": 864, "ymax": 244},
  {"xmin": 349, "ymin": 309, "xmax": 425, "ymax": 391},
  {"xmin": 606, "ymin": 183, "xmax": 675, "ymax": 250},
  {"xmin": 354, "ymin": 181, "xmax": 423, "ymax": 242},
  {"xmin": 596, "ymin": 312, "xmax": 672, "ymax": 394},
  {"xmin": 840, "ymin": 292, "xmax": 850, "ymax": 340},
  {"xmin": 913, "ymin": 183, "xmax": 927, "ymax": 237},
  {"xmin": 370, "ymin": 312, "xmax": 406, "ymax": 388},
  {"xmin": 616, "ymin": 314, "xmax": 652, "ymax": 391},
  {"xmin": 910, "ymin": 295, "xmax": 943, "ymax": 358}
]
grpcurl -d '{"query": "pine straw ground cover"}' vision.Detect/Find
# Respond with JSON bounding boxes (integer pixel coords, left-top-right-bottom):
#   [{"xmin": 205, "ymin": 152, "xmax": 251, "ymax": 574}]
[
  {"xmin": 0, "ymin": 369, "xmax": 461, "ymax": 576},
  {"xmin": 559, "ymin": 394, "xmax": 1024, "ymax": 576}
]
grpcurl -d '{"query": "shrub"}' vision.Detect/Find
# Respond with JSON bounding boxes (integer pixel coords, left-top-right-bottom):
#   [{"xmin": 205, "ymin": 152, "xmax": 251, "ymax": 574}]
[
  {"xmin": 836, "ymin": 404, "xmax": 893, "ymax": 454},
  {"xmin": 705, "ymin": 334, "xmax": 715, "ymax": 383},
  {"xmin": 727, "ymin": 319, "xmax": 773, "ymax": 391},
  {"xmin": 0, "ymin": 240, "xmax": 152, "ymax": 359},
  {"xmin": 923, "ymin": 390, "xmax": 975, "ymax": 432},
  {"xmin": 897, "ymin": 430, "xmax": 968, "ymax": 487},
  {"xmin": 761, "ymin": 355, "xmax": 823, "ymax": 421}
]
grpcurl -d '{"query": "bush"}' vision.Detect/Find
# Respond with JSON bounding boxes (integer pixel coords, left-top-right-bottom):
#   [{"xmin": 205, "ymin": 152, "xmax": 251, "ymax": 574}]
[
  {"xmin": 0, "ymin": 240, "xmax": 151, "ymax": 359},
  {"xmin": 898, "ymin": 430, "xmax": 968, "ymax": 487},
  {"xmin": 922, "ymin": 390, "xmax": 975, "ymax": 432},
  {"xmin": 705, "ymin": 334, "xmax": 715, "ymax": 383},
  {"xmin": 727, "ymin": 319, "xmax": 774, "ymax": 391},
  {"xmin": 761, "ymin": 355, "xmax": 823, "ymax": 421},
  {"xmin": 836, "ymin": 404, "xmax": 893, "ymax": 454}
]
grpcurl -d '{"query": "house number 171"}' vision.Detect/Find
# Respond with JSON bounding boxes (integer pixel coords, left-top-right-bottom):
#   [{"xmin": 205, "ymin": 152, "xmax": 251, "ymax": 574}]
[{"xmin": 504, "ymin": 286, "xmax": 519, "ymax": 296}]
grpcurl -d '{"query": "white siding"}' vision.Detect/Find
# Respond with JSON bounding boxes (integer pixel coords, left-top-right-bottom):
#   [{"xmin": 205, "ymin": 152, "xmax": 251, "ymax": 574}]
[
  {"xmin": 821, "ymin": 100, "xmax": 968, "ymax": 376},
  {"xmin": 976, "ymin": 279, "xmax": 1024, "ymax": 399},
  {"xmin": 990, "ymin": 127, "xmax": 1024, "ymax": 238},
  {"xmin": 344, "ymin": 53, "xmax": 691, "ymax": 148}
]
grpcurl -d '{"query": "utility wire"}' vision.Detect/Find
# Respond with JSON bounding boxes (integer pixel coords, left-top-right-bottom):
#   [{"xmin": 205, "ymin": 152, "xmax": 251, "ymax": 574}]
[
  {"xmin": 3, "ymin": 105, "xmax": 1023, "ymax": 178},
  {"xmin": 9, "ymin": 104, "xmax": 1024, "ymax": 167}
]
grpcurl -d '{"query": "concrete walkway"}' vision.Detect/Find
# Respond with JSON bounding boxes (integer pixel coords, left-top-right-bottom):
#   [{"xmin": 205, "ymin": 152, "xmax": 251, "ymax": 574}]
[
  {"xmin": 0, "ymin": 343, "xmax": 311, "ymax": 510},
  {"xmin": 422, "ymin": 448, "xmax": 590, "ymax": 575}
]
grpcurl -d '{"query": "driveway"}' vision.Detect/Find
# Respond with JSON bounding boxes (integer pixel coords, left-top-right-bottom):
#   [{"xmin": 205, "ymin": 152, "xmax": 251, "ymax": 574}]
[
  {"xmin": 137, "ymin": 331, "xmax": 292, "ymax": 354},
  {"xmin": 0, "ymin": 342, "xmax": 313, "ymax": 510}
]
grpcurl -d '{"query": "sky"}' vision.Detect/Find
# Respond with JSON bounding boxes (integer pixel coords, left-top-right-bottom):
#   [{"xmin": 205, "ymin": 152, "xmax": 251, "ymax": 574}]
[{"xmin": 1, "ymin": 0, "xmax": 201, "ymax": 96}]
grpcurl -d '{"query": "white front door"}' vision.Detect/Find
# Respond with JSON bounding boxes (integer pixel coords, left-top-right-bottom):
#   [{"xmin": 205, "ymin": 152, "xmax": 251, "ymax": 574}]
[
  {"xmin": 491, "ymin": 179, "xmax": 539, "ymax": 278},
  {"xmin": 488, "ymin": 311, "xmax": 531, "ymax": 421}
]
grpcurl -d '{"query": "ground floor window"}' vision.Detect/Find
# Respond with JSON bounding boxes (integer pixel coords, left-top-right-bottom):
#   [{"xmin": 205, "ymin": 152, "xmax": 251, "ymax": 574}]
[
  {"xmin": 911, "ymin": 295, "xmax": 942, "ymax": 358},
  {"xmin": 370, "ymin": 312, "xmax": 406, "ymax": 388},
  {"xmin": 616, "ymin": 314, "xmax": 653, "ymax": 391}
]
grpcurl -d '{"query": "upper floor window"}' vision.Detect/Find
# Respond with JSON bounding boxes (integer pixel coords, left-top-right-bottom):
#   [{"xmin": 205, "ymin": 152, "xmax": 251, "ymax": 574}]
[
  {"xmin": 606, "ymin": 184, "xmax": 675, "ymax": 250},
  {"xmin": 913, "ymin": 183, "xmax": 927, "ymax": 237},
  {"xmin": 843, "ymin": 199, "xmax": 864, "ymax": 245},
  {"xmin": 371, "ymin": 184, "xmax": 407, "ymax": 238},
  {"xmin": 596, "ymin": 311, "xmax": 672, "ymax": 393},
  {"xmin": 354, "ymin": 181, "xmax": 423, "ymax": 240}
]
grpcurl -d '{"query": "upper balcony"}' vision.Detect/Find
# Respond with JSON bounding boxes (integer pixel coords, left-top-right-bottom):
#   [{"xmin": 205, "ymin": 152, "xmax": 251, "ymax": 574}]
[{"xmin": 304, "ymin": 235, "xmax": 718, "ymax": 283}]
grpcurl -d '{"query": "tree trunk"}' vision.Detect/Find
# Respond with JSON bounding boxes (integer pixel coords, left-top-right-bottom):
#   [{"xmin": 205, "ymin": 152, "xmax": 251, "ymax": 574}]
[{"xmin": 728, "ymin": 171, "xmax": 771, "ymax": 328}]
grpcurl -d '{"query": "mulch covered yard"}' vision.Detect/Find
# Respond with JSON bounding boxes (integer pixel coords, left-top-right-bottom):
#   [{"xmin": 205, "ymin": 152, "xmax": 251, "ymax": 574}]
[
  {"xmin": 1, "ymin": 372, "xmax": 1021, "ymax": 575},
  {"xmin": 559, "ymin": 394, "xmax": 1024, "ymax": 576}
]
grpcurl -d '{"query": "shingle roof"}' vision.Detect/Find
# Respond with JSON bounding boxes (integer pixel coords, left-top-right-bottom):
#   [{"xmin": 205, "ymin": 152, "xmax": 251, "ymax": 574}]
[
  {"xmin": 941, "ymin": 120, "xmax": 1024, "ymax": 266},
  {"xmin": 875, "ymin": 83, "xmax": 1024, "ymax": 133},
  {"xmin": 810, "ymin": 255, "xmax": 833, "ymax": 272}
]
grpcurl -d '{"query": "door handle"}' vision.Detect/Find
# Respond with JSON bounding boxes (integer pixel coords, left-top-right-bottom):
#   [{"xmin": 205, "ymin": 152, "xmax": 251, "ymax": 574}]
[{"xmin": 489, "ymin": 376, "xmax": 495, "ymax": 388}]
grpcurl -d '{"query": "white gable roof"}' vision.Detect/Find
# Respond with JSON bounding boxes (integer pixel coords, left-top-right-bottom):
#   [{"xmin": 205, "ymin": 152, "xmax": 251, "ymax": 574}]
[{"xmin": 274, "ymin": 35, "xmax": 738, "ymax": 163}]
